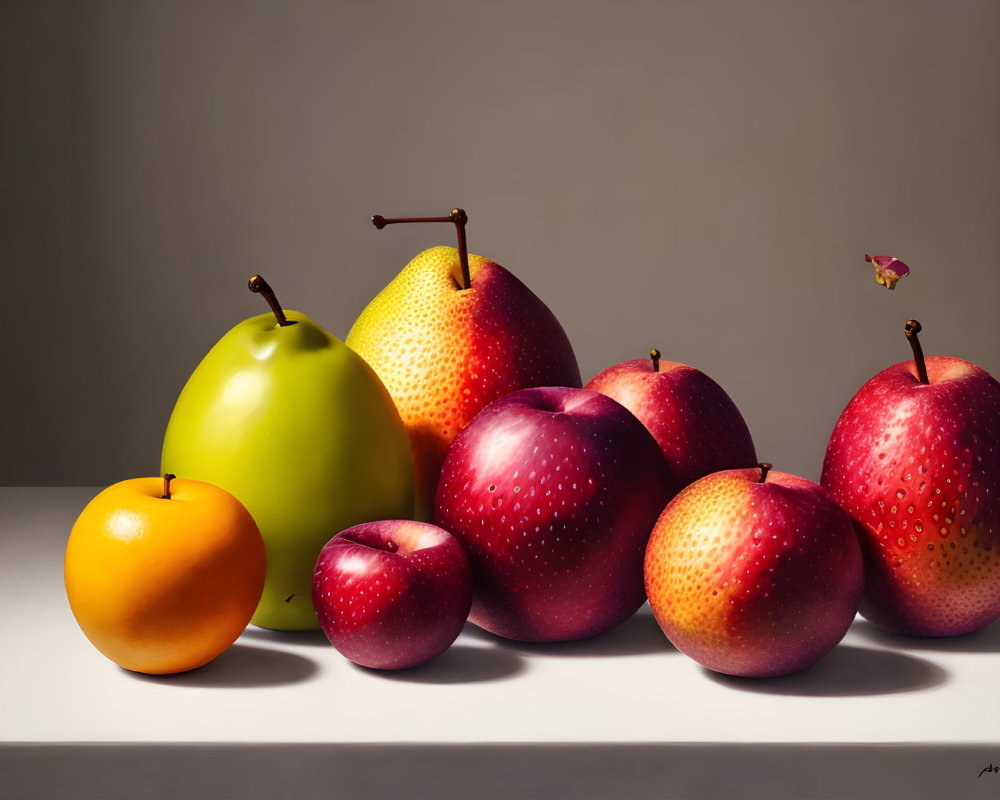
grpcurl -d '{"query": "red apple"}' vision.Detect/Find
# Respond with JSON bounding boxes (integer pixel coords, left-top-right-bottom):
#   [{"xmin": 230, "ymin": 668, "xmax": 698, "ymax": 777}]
[
  {"xmin": 645, "ymin": 464, "xmax": 864, "ymax": 677},
  {"xmin": 585, "ymin": 349, "xmax": 757, "ymax": 488},
  {"xmin": 822, "ymin": 319, "xmax": 1000, "ymax": 636},
  {"xmin": 433, "ymin": 386, "xmax": 676, "ymax": 643},
  {"xmin": 312, "ymin": 520, "xmax": 472, "ymax": 670}
]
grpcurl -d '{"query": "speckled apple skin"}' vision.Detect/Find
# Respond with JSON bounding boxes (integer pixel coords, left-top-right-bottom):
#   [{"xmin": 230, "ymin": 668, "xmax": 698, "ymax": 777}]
[
  {"xmin": 312, "ymin": 521, "xmax": 473, "ymax": 670},
  {"xmin": 586, "ymin": 358, "xmax": 757, "ymax": 488},
  {"xmin": 434, "ymin": 387, "xmax": 676, "ymax": 643},
  {"xmin": 347, "ymin": 246, "xmax": 582, "ymax": 521},
  {"xmin": 822, "ymin": 356, "xmax": 1000, "ymax": 637},
  {"xmin": 644, "ymin": 468, "xmax": 864, "ymax": 678}
]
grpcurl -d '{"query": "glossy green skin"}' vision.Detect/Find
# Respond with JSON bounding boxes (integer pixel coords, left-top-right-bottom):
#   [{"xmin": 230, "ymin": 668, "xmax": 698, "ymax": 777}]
[{"xmin": 162, "ymin": 311, "xmax": 415, "ymax": 630}]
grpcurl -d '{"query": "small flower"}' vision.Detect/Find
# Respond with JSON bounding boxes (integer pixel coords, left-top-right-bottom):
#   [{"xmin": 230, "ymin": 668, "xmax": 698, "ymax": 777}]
[{"xmin": 866, "ymin": 253, "xmax": 910, "ymax": 290}]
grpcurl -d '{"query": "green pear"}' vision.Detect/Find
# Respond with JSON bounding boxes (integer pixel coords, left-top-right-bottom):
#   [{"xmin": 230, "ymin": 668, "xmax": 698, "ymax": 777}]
[{"xmin": 162, "ymin": 276, "xmax": 414, "ymax": 630}]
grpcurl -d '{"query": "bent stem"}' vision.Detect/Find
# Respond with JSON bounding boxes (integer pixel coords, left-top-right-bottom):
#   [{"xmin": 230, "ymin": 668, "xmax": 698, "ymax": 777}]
[
  {"xmin": 757, "ymin": 463, "xmax": 772, "ymax": 483},
  {"xmin": 161, "ymin": 473, "xmax": 176, "ymax": 500},
  {"xmin": 372, "ymin": 208, "xmax": 471, "ymax": 289},
  {"xmin": 249, "ymin": 275, "xmax": 290, "ymax": 326},
  {"xmin": 904, "ymin": 319, "xmax": 930, "ymax": 385}
]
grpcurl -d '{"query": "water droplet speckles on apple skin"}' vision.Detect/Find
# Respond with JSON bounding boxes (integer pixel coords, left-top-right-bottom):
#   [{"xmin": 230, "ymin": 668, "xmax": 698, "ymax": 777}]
[
  {"xmin": 820, "ymin": 355, "xmax": 1000, "ymax": 636},
  {"xmin": 434, "ymin": 387, "xmax": 674, "ymax": 643},
  {"xmin": 644, "ymin": 468, "xmax": 863, "ymax": 677}
]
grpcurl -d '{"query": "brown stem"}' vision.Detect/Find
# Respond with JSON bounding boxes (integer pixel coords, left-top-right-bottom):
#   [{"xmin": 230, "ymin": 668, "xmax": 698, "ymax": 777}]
[
  {"xmin": 248, "ymin": 275, "xmax": 290, "ymax": 326},
  {"xmin": 372, "ymin": 208, "xmax": 471, "ymax": 289},
  {"xmin": 161, "ymin": 473, "xmax": 176, "ymax": 500},
  {"xmin": 904, "ymin": 319, "xmax": 930, "ymax": 385},
  {"xmin": 758, "ymin": 463, "xmax": 772, "ymax": 483},
  {"xmin": 650, "ymin": 349, "xmax": 661, "ymax": 373}
]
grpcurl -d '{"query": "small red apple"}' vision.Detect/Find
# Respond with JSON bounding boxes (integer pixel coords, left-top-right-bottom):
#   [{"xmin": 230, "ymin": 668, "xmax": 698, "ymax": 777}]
[
  {"xmin": 822, "ymin": 319, "xmax": 1000, "ymax": 636},
  {"xmin": 586, "ymin": 349, "xmax": 757, "ymax": 488},
  {"xmin": 645, "ymin": 464, "xmax": 864, "ymax": 677},
  {"xmin": 434, "ymin": 386, "xmax": 675, "ymax": 643},
  {"xmin": 312, "ymin": 520, "xmax": 472, "ymax": 670}
]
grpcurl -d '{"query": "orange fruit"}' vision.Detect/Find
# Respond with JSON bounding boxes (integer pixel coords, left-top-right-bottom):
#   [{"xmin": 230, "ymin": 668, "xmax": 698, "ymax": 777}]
[{"xmin": 65, "ymin": 476, "xmax": 266, "ymax": 674}]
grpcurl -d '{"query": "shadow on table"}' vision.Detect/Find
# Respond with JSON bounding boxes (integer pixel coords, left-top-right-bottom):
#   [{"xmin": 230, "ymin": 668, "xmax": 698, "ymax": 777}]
[
  {"xmin": 239, "ymin": 626, "xmax": 331, "ymax": 648},
  {"xmin": 851, "ymin": 617, "xmax": 1000, "ymax": 653},
  {"xmin": 127, "ymin": 644, "xmax": 319, "ymax": 689},
  {"xmin": 362, "ymin": 644, "xmax": 526, "ymax": 685},
  {"xmin": 704, "ymin": 644, "xmax": 948, "ymax": 697},
  {"xmin": 460, "ymin": 606, "xmax": 675, "ymax": 658},
  {"xmin": 241, "ymin": 620, "xmax": 528, "ymax": 685}
]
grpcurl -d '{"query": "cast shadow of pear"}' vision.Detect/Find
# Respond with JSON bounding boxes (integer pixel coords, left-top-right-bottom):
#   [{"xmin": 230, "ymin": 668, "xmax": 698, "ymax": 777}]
[
  {"xmin": 127, "ymin": 643, "xmax": 319, "ymax": 688},
  {"xmin": 851, "ymin": 616, "xmax": 1000, "ymax": 654},
  {"xmin": 704, "ymin": 644, "xmax": 947, "ymax": 697},
  {"xmin": 240, "ymin": 626, "xmax": 332, "ymax": 648}
]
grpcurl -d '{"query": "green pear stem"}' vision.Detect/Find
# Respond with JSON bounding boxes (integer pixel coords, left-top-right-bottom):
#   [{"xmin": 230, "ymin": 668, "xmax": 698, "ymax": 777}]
[
  {"xmin": 161, "ymin": 473, "xmax": 176, "ymax": 500},
  {"xmin": 757, "ymin": 463, "xmax": 772, "ymax": 483},
  {"xmin": 372, "ymin": 208, "xmax": 471, "ymax": 290},
  {"xmin": 904, "ymin": 319, "xmax": 930, "ymax": 385},
  {"xmin": 249, "ymin": 275, "xmax": 290, "ymax": 326},
  {"xmin": 650, "ymin": 349, "xmax": 661, "ymax": 373}
]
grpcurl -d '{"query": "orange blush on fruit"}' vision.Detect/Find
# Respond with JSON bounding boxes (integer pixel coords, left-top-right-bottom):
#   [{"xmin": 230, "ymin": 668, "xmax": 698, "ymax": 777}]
[
  {"xmin": 644, "ymin": 464, "xmax": 864, "ymax": 678},
  {"xmin": 346, "ymin": 209, "xmax": 581, "ymax": 520}
]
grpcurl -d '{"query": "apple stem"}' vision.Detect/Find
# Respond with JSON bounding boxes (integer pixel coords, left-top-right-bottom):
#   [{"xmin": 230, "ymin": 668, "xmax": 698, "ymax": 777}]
[
  {"xmin": 650, "ymin": 349, "xmax": 661, "ymax": 373},
  {"xmin": 248, "ymin": 275, "xmax": 291, "ymax": 326},
  {"xmin": 904, "ymin": 319, "xmax": 930, "ymax": 385},
  {"xmin": 161, "ymin": 473, "xmax": 176, "ymax": 500},
  {"xmin": 757, "ymin": 463, "xmax": 772, "ymax": 483},
  {"xmin": 372, "ymin": 208, "xmax": 471, "ymax": 289}
]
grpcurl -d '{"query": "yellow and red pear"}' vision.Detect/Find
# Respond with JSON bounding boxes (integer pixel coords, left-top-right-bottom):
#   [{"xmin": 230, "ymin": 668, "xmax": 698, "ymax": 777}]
[{"xmin": 346, "ymin": 209, "xmax": 581, "ymax": 519}]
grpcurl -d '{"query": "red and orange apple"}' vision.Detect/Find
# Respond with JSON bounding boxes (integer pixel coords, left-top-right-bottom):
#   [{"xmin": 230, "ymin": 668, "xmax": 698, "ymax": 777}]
[{"xmin": 645, "ymin": 464, "xmax": 864, "ymax": 677}]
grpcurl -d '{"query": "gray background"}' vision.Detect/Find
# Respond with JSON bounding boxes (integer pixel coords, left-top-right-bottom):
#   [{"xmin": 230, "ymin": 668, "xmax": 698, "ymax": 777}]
[{"xmin": 3, "ymin": 0, "xmax": 998, "ymax": 487}]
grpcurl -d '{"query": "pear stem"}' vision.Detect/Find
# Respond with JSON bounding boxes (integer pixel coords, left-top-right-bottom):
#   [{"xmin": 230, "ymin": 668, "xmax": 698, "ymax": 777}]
[
  {"xmin": 758, "ymin": 463, "xmax": 772, "ymax": 483},
  {"xmin": 161, "ymin": 473, "xmax": 176, "ymax": 500},
  {"xmin": 650, "ymin": 349, "xmax": 661, "ymax": 373},
  {"xmin": 904, "ymin": 319, "xmax": 930, "ymax": 385},
  {"xmin": 372, "ymin": 208, "xmax": 471, "ymax": 289},
  {"xmin": 248, "ymin": 275, "xmax": 290, "ymax": 326}
]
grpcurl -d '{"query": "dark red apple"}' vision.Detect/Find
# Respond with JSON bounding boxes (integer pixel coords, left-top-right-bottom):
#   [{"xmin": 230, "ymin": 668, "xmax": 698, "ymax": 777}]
[
  {"xmin": 586, "ymin": 349, "xmax": 757, "ymax": 488},
  {"xmin": 645, "ymin": 463, "xmax": 864, "ymax": 677},
  {"xmin": 822, "ymin": 319, "xmax": 1000, "ymax": 636},
  {"xmin": 433, "ymin": 386, "xmax": 676, "ymax": 643},
  {"xmin": 312, "ymin": 520, "xmax": 472, "ymax": 669}
]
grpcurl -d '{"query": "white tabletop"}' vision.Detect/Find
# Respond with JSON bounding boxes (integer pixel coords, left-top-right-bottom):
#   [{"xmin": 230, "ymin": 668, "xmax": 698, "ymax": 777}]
[{"xmin": 2, "ymin": 486, "xmax": 998, "ymax": 799}]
